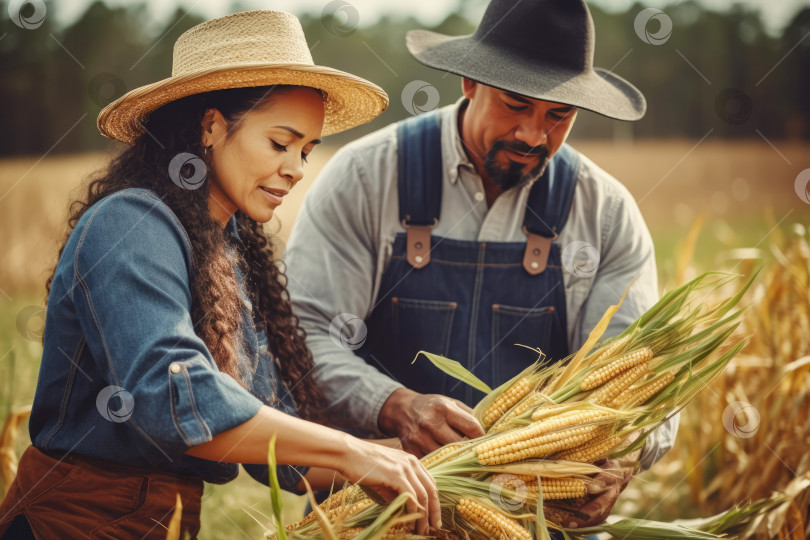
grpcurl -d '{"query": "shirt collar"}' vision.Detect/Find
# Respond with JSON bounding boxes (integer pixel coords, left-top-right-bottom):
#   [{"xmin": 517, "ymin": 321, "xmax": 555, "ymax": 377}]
[{"xmin": 442, "ymin": 97, "xmax": 477, "ymax": 185}]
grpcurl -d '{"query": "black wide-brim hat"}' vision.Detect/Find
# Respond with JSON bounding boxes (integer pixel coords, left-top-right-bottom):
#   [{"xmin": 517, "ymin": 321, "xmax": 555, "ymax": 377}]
[{"xmin": 406, "ymin": 0, "xmax": 646, "ymax": 121}]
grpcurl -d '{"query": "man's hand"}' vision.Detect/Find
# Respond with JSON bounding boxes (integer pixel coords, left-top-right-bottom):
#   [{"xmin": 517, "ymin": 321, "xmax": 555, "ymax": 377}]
[
  {"xmin": 378, "ymin": 388, "xmax": 486, "ymax": 456},
  {"xmin": 553, "ymin": 439, "xmax": 643, "ymax": 528}
]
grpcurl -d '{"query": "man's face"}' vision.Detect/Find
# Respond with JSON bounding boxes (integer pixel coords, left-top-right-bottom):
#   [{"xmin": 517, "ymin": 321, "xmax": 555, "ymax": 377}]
[{"xmin": 460, "ymin": 79, "xmax": 578, "ymax": 191}]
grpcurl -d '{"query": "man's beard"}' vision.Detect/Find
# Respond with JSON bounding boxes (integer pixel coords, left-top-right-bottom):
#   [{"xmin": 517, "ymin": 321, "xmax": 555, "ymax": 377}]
[{"xmin": 483, "ymin": 140, "xmax": 551, "ymax": 191}]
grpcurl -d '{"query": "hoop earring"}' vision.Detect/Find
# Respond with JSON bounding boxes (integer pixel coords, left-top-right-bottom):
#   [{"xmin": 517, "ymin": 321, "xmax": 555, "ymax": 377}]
[{"xmin": 204, "ymin": 145, "xmax": 212, "ymax": 156}]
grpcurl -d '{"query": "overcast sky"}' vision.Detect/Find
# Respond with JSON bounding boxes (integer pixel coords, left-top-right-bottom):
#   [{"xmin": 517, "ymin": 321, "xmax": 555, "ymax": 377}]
[{"xmin": 53, "ymin": 0, "xmax": 810, "ymax": 36}]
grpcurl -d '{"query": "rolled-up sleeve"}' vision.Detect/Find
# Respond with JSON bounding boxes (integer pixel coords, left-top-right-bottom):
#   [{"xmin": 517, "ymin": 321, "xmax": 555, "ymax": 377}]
[
  {"xmin": 71, "ymin": 191, "xmax": 263, "ymax": 460},
  {"xmin": 574, "ymin": 184, "xmax": 679, "ymax": 469},
  {"xmin": 285, "ymin": 146, "xmax": 403, "ymax": 437}
]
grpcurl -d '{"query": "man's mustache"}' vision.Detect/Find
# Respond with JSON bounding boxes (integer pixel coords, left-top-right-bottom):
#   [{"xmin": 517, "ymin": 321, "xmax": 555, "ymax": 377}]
[{"xmin": 492, "ymin": 140, "xmax": 549, "ymax": 159}]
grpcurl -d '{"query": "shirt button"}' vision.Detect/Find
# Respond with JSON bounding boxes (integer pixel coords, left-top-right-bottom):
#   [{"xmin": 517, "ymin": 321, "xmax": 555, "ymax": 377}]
[
  {"xmin": 170, "ymin": 363, "xmax": 182, "ymax": 374},
  {"xmin": 474, "ymin": 192, "xmax": 485, "ymax": 202}
]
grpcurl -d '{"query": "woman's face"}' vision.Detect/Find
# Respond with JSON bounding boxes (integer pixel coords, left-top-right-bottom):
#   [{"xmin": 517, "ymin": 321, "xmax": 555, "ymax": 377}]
[{"xmin": 201, "ymin": 87, "xmax": 325, "ymax": 226}]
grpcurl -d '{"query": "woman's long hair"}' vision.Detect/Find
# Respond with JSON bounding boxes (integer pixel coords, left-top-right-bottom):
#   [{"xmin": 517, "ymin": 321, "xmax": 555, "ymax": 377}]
[{"xmin": 45, "ymin": 85, "xmax": 326, "ymax": 422}]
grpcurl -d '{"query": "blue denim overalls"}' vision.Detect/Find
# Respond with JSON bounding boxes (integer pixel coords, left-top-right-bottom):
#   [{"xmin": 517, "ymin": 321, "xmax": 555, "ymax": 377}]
[{"xmin": 360, "ymin": 112, "xmax": 580, "ymax": 406}]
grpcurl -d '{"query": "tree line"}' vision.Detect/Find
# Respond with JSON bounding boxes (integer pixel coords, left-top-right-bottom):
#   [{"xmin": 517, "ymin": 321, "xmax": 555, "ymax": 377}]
[{"xmin": 0, "ymin": 0, "xmax": 808, "ymax": 156}]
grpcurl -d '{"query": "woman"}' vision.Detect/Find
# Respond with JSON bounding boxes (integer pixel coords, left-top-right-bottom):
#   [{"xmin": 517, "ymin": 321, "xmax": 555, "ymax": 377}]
[{"xmin": 0, "ymin": 10, "xmax": 439, "ymax": 539}]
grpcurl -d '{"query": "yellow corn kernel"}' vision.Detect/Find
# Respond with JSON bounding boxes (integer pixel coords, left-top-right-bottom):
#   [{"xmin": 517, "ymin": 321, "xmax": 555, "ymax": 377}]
[
  {"xmin": 483, "ymin": 377, "xmax": 534, "ymax": 427},
  {"xmin": 589, "ymin": 363, "xmax": 651, "ymax": 405},
  {"xmin": 456, "ymin": 498, "xmax": 532, "ymax": 540},
  {"xmin": 581, "ymin": 347, "xmax": 654, "ymax": 391}
]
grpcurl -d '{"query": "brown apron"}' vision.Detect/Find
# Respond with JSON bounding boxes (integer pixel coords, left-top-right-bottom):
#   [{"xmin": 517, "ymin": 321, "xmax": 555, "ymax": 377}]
[{"xmin": 0, "ymin": 446, "xmax": 203, "ymax": 539}]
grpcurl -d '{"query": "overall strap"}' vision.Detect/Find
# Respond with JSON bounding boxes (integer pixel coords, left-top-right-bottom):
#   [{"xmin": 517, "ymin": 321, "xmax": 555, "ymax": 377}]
[
  {"xmin": 396, "ymin": 112, "xmax": 443, "ymax": 269},
  {"xmin": 522, "ymin": 143, "xmax": 581, "ymax": 275}
]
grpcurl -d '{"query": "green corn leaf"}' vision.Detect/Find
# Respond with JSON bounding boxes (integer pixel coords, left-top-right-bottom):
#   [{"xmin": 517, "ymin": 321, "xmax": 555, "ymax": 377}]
[
  {"xmin": 267, "ymin": 435, "xmax": 288, "ymax": 540},
  {"xmin": 413, "ymin": 351, "xmax": 493, "ymax": 395}
]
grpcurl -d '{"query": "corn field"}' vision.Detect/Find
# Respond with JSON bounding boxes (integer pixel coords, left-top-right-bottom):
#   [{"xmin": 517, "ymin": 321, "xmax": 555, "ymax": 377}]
[{"xmin": 615, "ymin": 223, "xmax": 810, "ymax": 539}]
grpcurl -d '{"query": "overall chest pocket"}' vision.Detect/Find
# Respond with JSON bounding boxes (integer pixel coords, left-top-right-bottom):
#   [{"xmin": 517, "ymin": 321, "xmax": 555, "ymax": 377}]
[
  {"xmin": 389, "ymin": 297, "xmax": 457, "ymax": 393},
  {"xmin": 392, "ymin": 297, "xmax": 457, "ymax": 357},
  {"xmin": 491, "ymin": 304, "xmax": 555, "ymax": 383}
]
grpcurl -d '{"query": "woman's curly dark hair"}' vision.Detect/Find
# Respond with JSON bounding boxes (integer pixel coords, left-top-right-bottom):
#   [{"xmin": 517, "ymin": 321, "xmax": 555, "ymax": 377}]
[{"xmin": 44, "ymin": 85, "xmax": 326, "ymax": 422}]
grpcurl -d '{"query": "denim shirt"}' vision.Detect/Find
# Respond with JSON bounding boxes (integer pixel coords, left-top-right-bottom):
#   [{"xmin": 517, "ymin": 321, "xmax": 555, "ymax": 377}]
[{"xmin": 29, "ymin": 188, "xmax": 308, "ymax": 490}]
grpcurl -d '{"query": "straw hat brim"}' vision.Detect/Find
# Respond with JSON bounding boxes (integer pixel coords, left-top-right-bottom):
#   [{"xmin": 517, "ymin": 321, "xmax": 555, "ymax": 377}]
[{"xmin": 97, "ymin": 63, "xmax": 390, "ymax": 145}]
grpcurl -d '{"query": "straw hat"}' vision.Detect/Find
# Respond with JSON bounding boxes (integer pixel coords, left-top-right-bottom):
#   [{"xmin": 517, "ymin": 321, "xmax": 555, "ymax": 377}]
[{"xmin": 97, "ymin": 10, "xmax": 389, "ymax": 144}]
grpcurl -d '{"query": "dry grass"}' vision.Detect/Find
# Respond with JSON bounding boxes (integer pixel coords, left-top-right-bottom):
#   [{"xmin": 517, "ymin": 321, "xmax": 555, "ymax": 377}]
[{"xmin": 0, "ymin": 139, "xmax": 807, "ymax": 296}]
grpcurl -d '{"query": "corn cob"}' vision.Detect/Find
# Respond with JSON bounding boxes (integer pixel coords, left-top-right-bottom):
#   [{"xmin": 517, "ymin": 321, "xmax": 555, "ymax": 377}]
[
  {"xmin": 286, "ymin": 485, "xmax": 364, "ymax": 530},
  {"xmin": 586, "ymin": 335, "xmax": 631, "ymax": 366},
  {"xmin": 524, "ymin": 402, "xmax": 568, "ymax": 422},
  {"xmin": 479, "ymin": 408, "xmax": 612, "ymax": 452},
  {"xmin": 542, "ymin": 505, "xmax": 575, "ymax": 526},
  {"xmin": 338, "ymin": 527, "xmax": 366, "ymax": 539},
  {"xmin": 614, "ymin": 372, "xmax": 675, "ymax": 407},
  {"xmin": 491, "ymin": 474, "xmax": 584, "ymax": 499},
  {"xmin": 581, "ymin": 347, "xmax": 654, "ymax": 390},
  {"xmin": 527, "ymin": 478, "xmax": 587, "ymax": 500},
  {"xmin": 529, "ymin": 407, "xmax": 614, "ymax": 426},
  {"xmin": 476, "ymin": 423, "xmax": 602, "ymax": 464},
  {"xmin": 422, "ymin": 442, "xmax": 467, "ymax": 468},
  {"xmin": 482, "ymin": 377, "xmax": 534, "ymax": 427},
  {"xmin": 456, "ymin": 498, "xmax": 532, "ymax": 540},
  {"xmin": 589, "ymin": 363, "xmax": 651, "ymax": 405},
  {"xmin": 557, "ymin": 434, "xmax": 624, "ymax": 462},
  {"xmin": 327, "ymin": 498, "xmax": 373, "ymax": 522},
  {"xmin": 490, "ymin": 392, "xmax": 549, "ymax": 432}
]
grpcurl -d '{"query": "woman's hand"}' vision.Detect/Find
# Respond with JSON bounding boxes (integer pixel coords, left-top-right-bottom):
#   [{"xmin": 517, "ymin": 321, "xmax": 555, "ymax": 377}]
[{"xmin": 338, "ymin": 437, "xmax": 441, "ymax": 536}]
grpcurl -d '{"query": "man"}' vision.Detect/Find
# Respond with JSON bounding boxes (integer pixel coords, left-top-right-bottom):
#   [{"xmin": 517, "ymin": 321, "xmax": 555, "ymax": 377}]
[{"xmin": 285, "ymin": 0, "xmax": 678, "ymax": 528}]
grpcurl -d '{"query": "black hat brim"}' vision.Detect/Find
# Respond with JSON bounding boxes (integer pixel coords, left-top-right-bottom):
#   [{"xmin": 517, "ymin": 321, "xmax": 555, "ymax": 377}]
[{"xmin": 406, "ymin": 29, "xmax": 646, "ymax": 121}]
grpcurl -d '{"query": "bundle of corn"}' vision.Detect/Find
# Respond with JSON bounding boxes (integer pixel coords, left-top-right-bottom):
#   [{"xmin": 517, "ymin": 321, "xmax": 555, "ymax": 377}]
[
  {"xmin": 276, "ymin": 271, "xmax": 754, "ymax": 539},
  {"xmin": 617, "ymin": 223, "xmax": 810, "ymax": 539}
]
